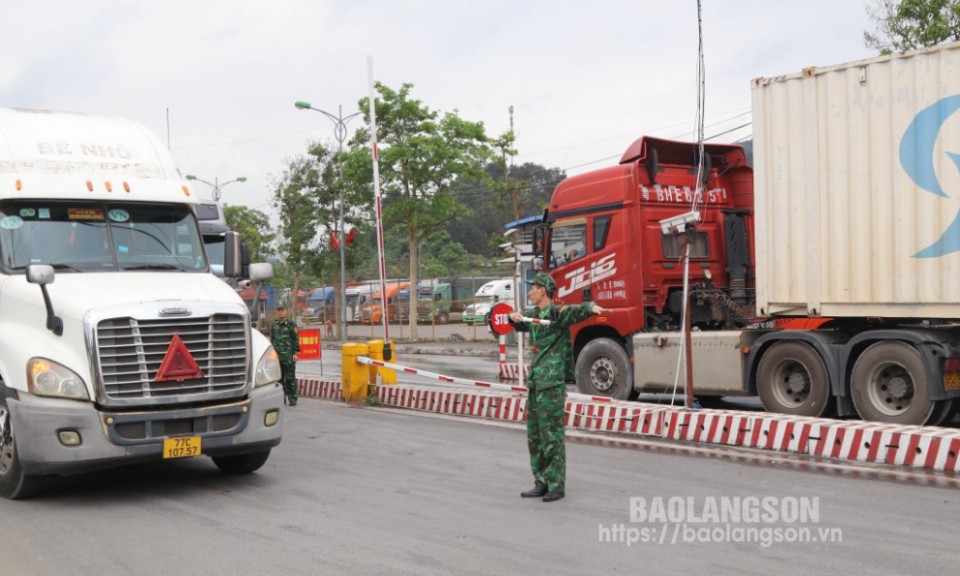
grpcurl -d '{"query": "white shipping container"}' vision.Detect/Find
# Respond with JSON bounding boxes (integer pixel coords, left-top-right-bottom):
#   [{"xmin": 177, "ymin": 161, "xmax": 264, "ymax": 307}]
[{"xmin": 752, "ymin": 41, "xmax": 960, "ymax": 318}]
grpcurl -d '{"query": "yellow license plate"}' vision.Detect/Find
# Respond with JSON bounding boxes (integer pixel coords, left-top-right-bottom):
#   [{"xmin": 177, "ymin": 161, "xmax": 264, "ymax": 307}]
[
  {"xmin": 163, "ymin": 436, "xmax": 201, "ymax": 459},
  {"xmin": 944, "ymin": 371, "xmax": 960, "ymax": 391}
]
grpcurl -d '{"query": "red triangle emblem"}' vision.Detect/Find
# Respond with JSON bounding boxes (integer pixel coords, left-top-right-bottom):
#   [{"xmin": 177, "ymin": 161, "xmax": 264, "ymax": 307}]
[{"xmin": 155, "ymin": 333, "xmax": 205, "ymax": 382}]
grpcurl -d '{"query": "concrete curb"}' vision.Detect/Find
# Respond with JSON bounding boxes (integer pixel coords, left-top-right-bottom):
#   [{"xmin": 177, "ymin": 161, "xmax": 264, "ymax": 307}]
[{"xmin": 296, "ymin": 378, "xmax": 960, "ymax": 473}]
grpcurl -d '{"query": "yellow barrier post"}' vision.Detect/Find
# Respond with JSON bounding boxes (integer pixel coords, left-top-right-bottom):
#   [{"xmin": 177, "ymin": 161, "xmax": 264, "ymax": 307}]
[
  {"xmin": 367, "ymin": 339, "xmax": 397, "ymax": 385},
  {"xmin": 341, "ymin": 342, "xmax": 369, "ymax": 403}
]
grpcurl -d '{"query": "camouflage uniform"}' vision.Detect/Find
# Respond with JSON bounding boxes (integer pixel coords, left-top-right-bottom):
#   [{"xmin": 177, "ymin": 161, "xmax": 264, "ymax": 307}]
[
  {"xmin": 270, "ymin": 313, "xmax": 300, "ymax": 405},
  {"xmin": 511, "ymin": 274, "xmax": 597, "ymax": 495}
]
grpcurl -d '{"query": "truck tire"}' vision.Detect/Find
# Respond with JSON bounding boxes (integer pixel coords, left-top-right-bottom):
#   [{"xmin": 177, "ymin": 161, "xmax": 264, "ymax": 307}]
[
  {"xmin": 0, "ymin": 395, "xmax": 42, "ymax": 499},
  {"xmin": 575, "ymin": 338, "xmax": 633, "ymax": 400},
  {"xmin": 851, "ymin": 341, "xmax": 946, "ymax": 425},
  {"xmin": 212, "ymin": 449, "xmax": 271, "ymax": 475},
  {"xmin": 756, "ymin": 341, "xmax": 832, "ymax": 417},
  {"xmin": 929, "ymin": 398, "xmax": 959, "ymax": 427},
  {"xmin": 436, "ymin": 312, "xmax": 449, "ymax": 325}
]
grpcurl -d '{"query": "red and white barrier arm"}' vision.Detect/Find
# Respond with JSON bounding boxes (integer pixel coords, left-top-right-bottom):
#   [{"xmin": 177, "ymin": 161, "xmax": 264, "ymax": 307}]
[
  {"xmin": 357, "ymin": 355, "xmax": 612, "ymax": 403},
  {"xmin": 517, "ymin": 317, "xmax": 551, "ymax": 325}
]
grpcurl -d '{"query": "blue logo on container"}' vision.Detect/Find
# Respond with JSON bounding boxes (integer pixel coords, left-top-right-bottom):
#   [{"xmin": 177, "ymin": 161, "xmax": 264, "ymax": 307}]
[{"xmin": 900, "ymin": 94, "xmax": 960, "ymax": 258}]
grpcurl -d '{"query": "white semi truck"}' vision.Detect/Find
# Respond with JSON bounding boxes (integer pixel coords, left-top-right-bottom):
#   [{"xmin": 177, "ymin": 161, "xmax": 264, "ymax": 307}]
[{"xmin": 0, "ymin": 108, "xmax": 284, "ymax": 498}]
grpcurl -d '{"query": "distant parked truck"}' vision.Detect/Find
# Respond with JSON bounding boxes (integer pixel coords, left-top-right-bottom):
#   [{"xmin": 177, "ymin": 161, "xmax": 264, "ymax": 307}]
[
  {"xmin": 416, "ymin": 283, "xmax": 454, "ymax": 324},
  {"xmin": 361, "ymin": 282, "xmax": 409, "ymax": 324},
  {"xmin": 462, "ymin": 278, "xmax": 514, "ymax": 324},
  {"xmin": 304, "ymin": 286, "xmax": 335, "ymax": 324},
  {"xmin": 345, "ymin": 283, "xmax": 374, "ymax": 323},
  {"xmin": 440, "ymin": 276, "xmax": 503, "ymax": 313},
  {"xmin": 395, "ymin": 285, "xmax": 419, "ymax": 323}
]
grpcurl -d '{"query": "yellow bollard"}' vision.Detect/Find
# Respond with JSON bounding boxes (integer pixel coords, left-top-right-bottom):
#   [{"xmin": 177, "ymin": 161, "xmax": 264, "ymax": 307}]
[
  {"xmin": 366, "ymin": 339, "xmax": 397, "ymax": 385},
  {"xmin": 341, "ymin": 342, "xmax": 369, "ymax": 403}
]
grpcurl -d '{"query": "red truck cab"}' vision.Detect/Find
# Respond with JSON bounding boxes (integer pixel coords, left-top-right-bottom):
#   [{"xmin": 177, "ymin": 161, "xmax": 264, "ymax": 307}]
[{"xmin": 537, "ymin": 136, "xmax": 755, "ymax": 397}]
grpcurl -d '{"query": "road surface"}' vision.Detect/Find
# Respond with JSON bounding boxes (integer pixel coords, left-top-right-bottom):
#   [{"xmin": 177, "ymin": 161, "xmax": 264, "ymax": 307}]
[{"xmin": 1, "ymin": 397, "xmax": 956, "ymax": 575}]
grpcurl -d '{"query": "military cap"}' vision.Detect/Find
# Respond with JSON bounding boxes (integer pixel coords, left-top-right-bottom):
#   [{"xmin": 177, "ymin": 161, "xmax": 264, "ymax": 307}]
[{"xmin": 526, "ymin": 271, "xmax": 556, "ymax": 294}]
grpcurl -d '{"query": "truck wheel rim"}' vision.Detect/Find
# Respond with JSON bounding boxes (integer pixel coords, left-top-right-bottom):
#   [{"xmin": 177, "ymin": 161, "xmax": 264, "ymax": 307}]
[
  {"xmin": 865, "ymin": 362, "xmax": 914, "ymax": 416},
  {"xmin": 771, "ymin": 360, "xmax": 811, "ymax": 408},
  {"xmin": 590, "ymin": 358, "xmax": 616, "ymax": 392}
]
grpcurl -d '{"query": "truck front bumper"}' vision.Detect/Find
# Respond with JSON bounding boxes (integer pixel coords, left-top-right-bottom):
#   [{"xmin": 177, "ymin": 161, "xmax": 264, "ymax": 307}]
[{"xmin": 10, "ymin": 383, "xmax": 284, "ymax": 475}]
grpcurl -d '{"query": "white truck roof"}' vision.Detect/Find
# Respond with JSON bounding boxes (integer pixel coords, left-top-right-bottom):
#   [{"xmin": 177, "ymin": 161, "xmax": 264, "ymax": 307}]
[{"xmin": 0, "ymin": 107, "xmax": 198, "ymax": 205}]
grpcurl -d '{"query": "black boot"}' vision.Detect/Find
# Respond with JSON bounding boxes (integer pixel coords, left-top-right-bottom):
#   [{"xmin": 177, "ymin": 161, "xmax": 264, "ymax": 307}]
[
  {"xmin": 542, "ymin": 490, "xmax": 565, "ymax": 503},
  {"xmin": 521, "ymin": 485, "xmax": 547, "ymax": 498}
]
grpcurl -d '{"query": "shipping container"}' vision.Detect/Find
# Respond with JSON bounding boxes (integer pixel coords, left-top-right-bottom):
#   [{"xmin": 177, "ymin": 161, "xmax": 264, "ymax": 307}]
[{"xmin": 752, "ymin": 40, "xmax": 960, "ymax": 318}]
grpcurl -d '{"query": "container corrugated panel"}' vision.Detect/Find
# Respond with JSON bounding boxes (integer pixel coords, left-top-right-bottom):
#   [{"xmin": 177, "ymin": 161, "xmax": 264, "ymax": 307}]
[{"xmin": 752, "ymin": 41, "xmax": 960, "ymax": 318}]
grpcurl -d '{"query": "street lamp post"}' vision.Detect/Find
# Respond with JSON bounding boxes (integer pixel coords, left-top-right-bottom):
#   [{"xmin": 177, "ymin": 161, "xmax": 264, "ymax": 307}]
[
  {"xmin": 295, "ymin": 100, "xmax": 361, "ymax": 342},
  {"xmin": 185, "ymin": 174, "xmax": 247, "ymax": 202}
]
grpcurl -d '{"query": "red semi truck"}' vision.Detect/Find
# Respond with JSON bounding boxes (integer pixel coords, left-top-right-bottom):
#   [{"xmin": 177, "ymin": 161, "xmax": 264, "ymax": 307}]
[{"xmin": 536, "ymin": 42, "xmax": 960, "ymax": 426}]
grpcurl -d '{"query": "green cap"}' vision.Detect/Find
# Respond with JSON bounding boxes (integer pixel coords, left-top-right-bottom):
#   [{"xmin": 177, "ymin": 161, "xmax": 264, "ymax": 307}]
[{"xmin": 526, "ymin": 272, "xmax": 556, "ymax": 294}]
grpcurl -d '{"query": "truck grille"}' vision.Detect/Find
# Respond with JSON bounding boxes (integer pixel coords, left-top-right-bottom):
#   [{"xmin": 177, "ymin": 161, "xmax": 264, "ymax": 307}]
[{"xmin": 96, "ymin": 314, "xmax": 248, "ymax": 403}]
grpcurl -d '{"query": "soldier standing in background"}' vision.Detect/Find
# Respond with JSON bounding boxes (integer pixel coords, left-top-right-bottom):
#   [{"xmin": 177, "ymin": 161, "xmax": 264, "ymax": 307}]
[
  {"xmin": 270, "ymin": 304, "xmax": 300, "ymax": 406},
  {"xmin": 509, "ymin": 272, "xmax": 609, "ymax": 503}
]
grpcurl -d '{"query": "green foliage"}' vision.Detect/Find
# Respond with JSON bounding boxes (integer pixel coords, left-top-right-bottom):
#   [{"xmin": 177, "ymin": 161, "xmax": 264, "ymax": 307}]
[
  {"xmin": 446, "ymin": 161, "xmax": 564, "ymax": 257},
  {"xmin": 272, "ymin": 141, "xmax": 337, "ymax": 299},
  {"xmin": 345, "ymin": 82, "xmax": 495, "ymax": 336},
  {"xmin": 232, "ymin": 83, "xmax": 568, "ymax": 297},
  {"xmin": 223, "ymin": 204, "xmax": 274, "ymax": 262},
  {"xmin": 865, "ymin": 0, "xmax": 960, "ymax": 53}
]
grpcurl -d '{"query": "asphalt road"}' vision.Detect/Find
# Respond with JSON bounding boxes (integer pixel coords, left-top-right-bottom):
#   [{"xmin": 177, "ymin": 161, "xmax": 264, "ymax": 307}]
[{"xmin": 1, "ymin": 398, "xmax": 957, "ymax": 575}]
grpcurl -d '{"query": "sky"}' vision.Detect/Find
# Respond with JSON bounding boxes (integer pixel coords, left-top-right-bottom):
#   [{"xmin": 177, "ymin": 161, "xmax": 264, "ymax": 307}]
[{"xmin": 2, "ymin": 1, "xmax": 878, "ymax": 218}]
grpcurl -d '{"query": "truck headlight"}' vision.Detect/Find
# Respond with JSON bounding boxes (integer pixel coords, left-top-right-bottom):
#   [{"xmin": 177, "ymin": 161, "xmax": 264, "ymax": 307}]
[
  {"xmin": 255, "ymin": 347, "xmax": 282, "ymax": 387},
  {"xmin": 27, "ymin": 358, "xmax": 89, "ymax": 400}
]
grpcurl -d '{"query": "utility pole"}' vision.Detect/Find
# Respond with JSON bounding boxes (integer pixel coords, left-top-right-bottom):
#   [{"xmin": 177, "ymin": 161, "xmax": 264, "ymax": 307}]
[{"xmin": 294, "ymin": 101, "xmax": 361, "ymax": 342}]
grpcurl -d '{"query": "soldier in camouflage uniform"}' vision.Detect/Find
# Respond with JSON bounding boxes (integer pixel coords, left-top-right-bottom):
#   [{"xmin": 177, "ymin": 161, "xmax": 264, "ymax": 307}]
[
  {"xmin": 270, "ymin": 304, "xmax": 300, "ymax": 406},
  {"xmin": 509, "ymin": 272, "xmax": 609, "ymax": 502}
]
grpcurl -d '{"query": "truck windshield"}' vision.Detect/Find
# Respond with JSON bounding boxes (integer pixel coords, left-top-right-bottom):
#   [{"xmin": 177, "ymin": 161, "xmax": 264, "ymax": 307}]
[{"xmin": 0, "ymin": 200, "xmax": 208, "ymax": 273}]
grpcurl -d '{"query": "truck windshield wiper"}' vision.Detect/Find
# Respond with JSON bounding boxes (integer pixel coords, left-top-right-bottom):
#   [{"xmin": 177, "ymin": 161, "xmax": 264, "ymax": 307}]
[{"xmin": 122, "ymin": 264, "xmax": 185, "ymax": 271}]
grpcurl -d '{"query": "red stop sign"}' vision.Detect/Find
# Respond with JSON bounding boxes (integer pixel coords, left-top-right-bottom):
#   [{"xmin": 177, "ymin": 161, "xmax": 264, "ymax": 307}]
[{"xmin": 488, "ymin": 302, "xmax": 515, "ymax": 335}]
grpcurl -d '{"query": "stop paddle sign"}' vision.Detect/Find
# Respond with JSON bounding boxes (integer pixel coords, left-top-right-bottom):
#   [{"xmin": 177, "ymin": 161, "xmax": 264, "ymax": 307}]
[{"xmin": 488, "ymin": 302, "xmax": 515, "ymax": 335}]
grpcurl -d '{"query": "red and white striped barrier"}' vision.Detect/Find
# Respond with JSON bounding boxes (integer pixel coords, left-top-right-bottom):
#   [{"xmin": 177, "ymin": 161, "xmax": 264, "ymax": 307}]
[
  {"xmin": 498, "ymin": 363, "xmax": 530, "ymax": 381},
  {"xmin": 295, "ymin": 360, "xmax": 960, "ymax": 474},
  {"xmin": 297, "ymin": 378, "xmax": 342, "ymax": 400},
  {"xmin": 355, "ymin": 355, "xmax": 614, "ymax": 404}
]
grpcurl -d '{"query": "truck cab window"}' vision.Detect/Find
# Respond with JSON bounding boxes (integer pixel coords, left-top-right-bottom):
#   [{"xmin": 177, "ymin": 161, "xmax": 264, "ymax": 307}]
[
  {"xmin": 0, "ymin": 200, "xmax": 208, "ymax": 273},
  {"xmin": 593, "ymin": 215, "xmax": 611, "ymax": 252},
  {"xmin": 549, "ymin": 221, "xmax": 588, "ymax": 267}
]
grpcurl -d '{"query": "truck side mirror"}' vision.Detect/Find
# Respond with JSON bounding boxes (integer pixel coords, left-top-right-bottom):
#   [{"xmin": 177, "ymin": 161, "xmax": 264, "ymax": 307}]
[
  {"xmin": 248, "ymin": 262, "xmax": 273, "ymax": 281},
  {"xmin": 26, "ymin": 264, "xmax": 54, "ymax": 285},
  {"xmin": 222, "ymin": 231, "xmax": 243, "ymax": 278},
  {"xmin": 26, "ymin": 264, "xmax": 62, "ymax": 336},
  {"xmin": 532, "ymin": 226, "xmax": 544, "ymax": 258}
]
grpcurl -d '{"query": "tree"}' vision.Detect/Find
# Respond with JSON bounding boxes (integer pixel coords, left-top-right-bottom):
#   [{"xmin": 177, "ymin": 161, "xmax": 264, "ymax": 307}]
[
  {"xmin": 223, "ymin": 204, "xmax": 273, "ymax": 262},
  {"xmin": 272, "ymin": 141, "xmax": 336, "ymax": 317},
  {"xmin": 349, "ymin": 82, "xmax": 494, "ymax": 338},
  {"xmin": 446, "ymin": 161, "xmax": 564, "ymax": 257},
  {"xmin": 864, "ymin": 0, "xmax": 960, "ymax": 54}
]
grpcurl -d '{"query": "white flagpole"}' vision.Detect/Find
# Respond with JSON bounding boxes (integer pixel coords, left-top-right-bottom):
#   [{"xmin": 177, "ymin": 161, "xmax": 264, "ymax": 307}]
[{"xmin": 367, "ymin": 55, "xmax": 390, "ymax": 354}]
